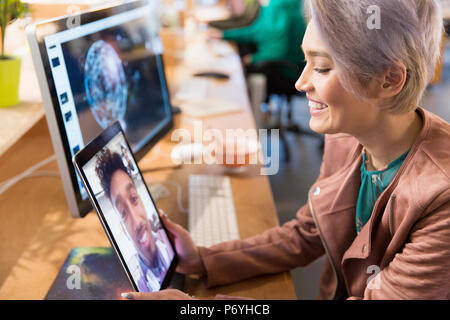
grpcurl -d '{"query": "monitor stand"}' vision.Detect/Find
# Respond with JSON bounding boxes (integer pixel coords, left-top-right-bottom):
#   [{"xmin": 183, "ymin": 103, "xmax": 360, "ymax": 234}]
[{"xmin": 45, "ymin": 247, "xmax": 184, "ymax": 300}]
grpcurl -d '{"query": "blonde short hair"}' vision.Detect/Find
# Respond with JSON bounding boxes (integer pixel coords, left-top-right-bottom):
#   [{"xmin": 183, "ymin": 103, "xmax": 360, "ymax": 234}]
[{"xmin": 304, "ymin": 0, "xmax": 444, "ymax": 114}]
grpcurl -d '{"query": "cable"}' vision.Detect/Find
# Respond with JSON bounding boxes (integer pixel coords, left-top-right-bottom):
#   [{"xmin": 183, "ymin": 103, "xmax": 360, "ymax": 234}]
[
  {"xmin": 149, "ymin": 179, "xmax": 188, "ymax": 214},
  {"xmin": 139, "ymin": 144, "xmax": 173, "ymax": 166},
  {"xmin": 141, "ymin": 163, "xmax": 182, "ymax": 173},
  {"xmin": 163, "ymin": 180, "xmax": 188, "ymax": 214},
  {"xmin": 0, "ymin": 153, "xmax": 187, "ymax": 214},
  {"xmin": 24, "ymin": 171, "xmax": 60, "ymax": 178},
  {"xmin": 0, "ymin": 155, "xmax": 58, "ymax": 197}
]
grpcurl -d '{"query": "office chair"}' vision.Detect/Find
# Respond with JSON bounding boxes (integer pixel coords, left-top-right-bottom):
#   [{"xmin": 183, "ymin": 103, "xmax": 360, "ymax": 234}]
[
  {"xmin": 246, "ymin": 60, "xmax": 324, "ymax": 162},
  {"xmin": 208, "ymin": 0, "xmax": 260, "ymax": 57}
]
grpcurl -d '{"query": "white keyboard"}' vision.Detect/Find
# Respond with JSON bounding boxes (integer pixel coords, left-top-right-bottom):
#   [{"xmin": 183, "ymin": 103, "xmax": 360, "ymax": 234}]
[{"xmin": 188, "ymin": 175, "xmax": 240, "ymax": 247}]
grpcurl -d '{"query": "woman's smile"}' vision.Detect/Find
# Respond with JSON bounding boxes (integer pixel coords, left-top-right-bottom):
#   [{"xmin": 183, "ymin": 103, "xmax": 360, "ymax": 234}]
[{"xmin": 308, "ymin": 96, "xmax": 329, "ymax": 117}]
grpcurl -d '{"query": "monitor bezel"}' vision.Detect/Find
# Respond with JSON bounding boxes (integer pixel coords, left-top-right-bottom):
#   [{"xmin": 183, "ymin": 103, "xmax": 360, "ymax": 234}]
[
  {"xmin": 73, "ymin": 121, "xmax": 178, "ymax": 292},
  {"xmin": 27, "ymin": 0, "xmax": 173, "ymax": 218}
]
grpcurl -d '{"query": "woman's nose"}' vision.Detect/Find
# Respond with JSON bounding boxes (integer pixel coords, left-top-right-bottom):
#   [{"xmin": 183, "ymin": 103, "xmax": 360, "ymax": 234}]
[{"xmin": 295, "ymin": 69, "xmax": 312, "ymax": 93}]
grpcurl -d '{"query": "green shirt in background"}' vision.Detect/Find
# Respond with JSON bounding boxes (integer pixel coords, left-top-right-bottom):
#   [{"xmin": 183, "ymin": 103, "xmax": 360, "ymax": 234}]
[
  {"xmin": 356, "ymin": 150, "xmax": 410, "ymax": 234},
  {"xmin": 222, "ymin": 0, "xmax": 306, "ymax": 68}
]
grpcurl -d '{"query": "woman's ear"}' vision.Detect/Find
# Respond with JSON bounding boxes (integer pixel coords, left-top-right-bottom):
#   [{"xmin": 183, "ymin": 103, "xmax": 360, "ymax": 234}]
[{"xmin": 379, "ymin": 63, "xmax": 407, "ymax": 98}]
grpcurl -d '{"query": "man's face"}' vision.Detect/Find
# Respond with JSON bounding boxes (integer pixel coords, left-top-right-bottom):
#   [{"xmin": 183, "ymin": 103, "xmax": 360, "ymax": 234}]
[{"xmin": 109, "ymin": 170, "xmax": 156, "ymax": 265}]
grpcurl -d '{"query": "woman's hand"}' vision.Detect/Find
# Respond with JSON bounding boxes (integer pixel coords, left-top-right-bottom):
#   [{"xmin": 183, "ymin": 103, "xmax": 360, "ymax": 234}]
[
  {"xmin": 159, "ymin": 210, "xmax": 206, "ymax": 275},
  {"xmin": 121, "ymin": 289, "xmax": 196, "ymax": 300}
]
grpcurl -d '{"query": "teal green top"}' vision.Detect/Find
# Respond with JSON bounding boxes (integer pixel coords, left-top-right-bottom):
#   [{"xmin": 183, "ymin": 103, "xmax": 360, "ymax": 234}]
[
  {"xmin": 355, "ymin": 149, "xmax": 409, "ymax": 234},
  {"xmin": 223, "ymin": 0, "xmax": 306, "ymax": 69}
]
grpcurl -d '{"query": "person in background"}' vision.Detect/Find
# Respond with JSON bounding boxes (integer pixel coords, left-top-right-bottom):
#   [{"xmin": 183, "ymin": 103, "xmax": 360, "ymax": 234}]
[
  {"xmin": 208, "ymin": 0, "xmax": 306, "ymax": 70},
  {"xmin": 209, "ymin": 0, "xmax": 307, "ymax": 126},
  {"xmin": 122, "ymin": 0, "xmax": 450, "ymax": 300},
  {"xmin": 208, "ymin": 0, "xmax": 261, "ymax": 31}
]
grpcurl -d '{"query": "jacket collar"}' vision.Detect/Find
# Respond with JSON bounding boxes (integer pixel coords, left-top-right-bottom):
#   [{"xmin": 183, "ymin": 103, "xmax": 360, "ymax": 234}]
[
  {"xmin": 342, "ymin": 107, "xmax": 430, "ymax": 259},
  {"xmin": 310, "ymin": 107, "xmax": 435, "ymax": 295}
]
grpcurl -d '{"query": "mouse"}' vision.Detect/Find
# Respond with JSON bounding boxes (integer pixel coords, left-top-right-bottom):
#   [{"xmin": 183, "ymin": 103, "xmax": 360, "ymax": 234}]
[{"xmin": 193, "ymin": 71, "xmax": 230, "ymax": 80}]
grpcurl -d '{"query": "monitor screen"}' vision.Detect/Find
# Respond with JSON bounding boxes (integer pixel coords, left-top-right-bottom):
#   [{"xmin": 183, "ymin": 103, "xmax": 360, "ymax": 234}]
[
  {"xmin": 81, "ymin": 129, "xmax": 175, "ymax": 292},
  {"xmin": 31, "ymin": 1, "xmax": 173, "ymax": 213}
]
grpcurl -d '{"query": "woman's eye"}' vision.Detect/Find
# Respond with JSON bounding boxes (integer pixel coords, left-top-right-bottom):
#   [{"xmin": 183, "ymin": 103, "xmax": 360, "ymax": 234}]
[
  {"xmin": 131, "ymin": 195, "xmax": 138, "ymax": 205},
  {"xmin": 314, "ymin": 68, "xmax": 331, "ymax": 74}
]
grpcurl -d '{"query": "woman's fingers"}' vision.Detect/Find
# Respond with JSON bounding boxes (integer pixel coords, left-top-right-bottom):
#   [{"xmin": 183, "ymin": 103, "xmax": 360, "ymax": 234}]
[
  {"xmin": 121, "ymin": 292, "xmax": 159, "ymax": 300},
  {"xmin": 159, "ymin": 210, "xmax": 188, "ymax": 237},
  {"xmin": 157, "ymin": 209, "xmax": 203, "ymax": 275}
]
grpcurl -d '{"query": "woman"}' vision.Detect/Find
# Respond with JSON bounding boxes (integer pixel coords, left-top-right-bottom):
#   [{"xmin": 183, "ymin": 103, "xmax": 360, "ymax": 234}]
[{"xmin": 122, "ymin": 0, "xmax": 449, "ymax": 300}]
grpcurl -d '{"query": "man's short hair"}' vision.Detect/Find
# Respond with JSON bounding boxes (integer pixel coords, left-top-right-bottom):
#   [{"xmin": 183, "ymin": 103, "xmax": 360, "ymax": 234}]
[{"xmin": 95, "ymin": 149, "xmax": 129, "ymax": 199}]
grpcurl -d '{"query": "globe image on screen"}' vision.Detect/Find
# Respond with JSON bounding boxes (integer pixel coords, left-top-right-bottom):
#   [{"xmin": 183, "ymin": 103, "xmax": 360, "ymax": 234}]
[{"xmin": 84, "ymin": 40, "xmax": 128, "ymax": 129}]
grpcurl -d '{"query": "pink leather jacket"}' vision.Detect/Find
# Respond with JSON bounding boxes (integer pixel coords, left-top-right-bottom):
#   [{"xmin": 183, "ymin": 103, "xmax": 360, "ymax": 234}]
[{"xmin": 198, "ymin": 107, "xmax": 450, "ymax": 299}]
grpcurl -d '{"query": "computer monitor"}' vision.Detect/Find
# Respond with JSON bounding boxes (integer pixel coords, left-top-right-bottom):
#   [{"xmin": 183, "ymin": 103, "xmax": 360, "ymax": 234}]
[{"xmin": 26, "ymin": 0, "xmax": 173, "ymax": 218}]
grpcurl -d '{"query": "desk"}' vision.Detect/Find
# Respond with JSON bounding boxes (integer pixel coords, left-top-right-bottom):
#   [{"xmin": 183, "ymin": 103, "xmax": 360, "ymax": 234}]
[
  {"xmin": 0, "ymin": 22, "xmax": 44, "ymax": 157},
  {"xmin": 0, "ymin": 25, "xmax": 296, "ymax": 300}
]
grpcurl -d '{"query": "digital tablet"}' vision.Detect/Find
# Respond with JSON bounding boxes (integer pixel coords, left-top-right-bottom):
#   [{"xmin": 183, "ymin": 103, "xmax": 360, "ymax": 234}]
[{"xmin": 73, "ymin": 122, "xmax": 177, "ymax": 292}]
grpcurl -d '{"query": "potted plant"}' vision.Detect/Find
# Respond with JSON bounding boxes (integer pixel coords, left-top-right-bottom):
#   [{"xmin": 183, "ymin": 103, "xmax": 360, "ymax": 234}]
[{"xmin": 0, "ymin": 0, "xmax": 28, "ymax": 108}]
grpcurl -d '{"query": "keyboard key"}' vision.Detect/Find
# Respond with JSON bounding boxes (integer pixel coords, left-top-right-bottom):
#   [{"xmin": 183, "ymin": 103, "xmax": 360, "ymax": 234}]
[{"xmin": 188, "ymin": 175, "xmax": 239, "ymax": 247}]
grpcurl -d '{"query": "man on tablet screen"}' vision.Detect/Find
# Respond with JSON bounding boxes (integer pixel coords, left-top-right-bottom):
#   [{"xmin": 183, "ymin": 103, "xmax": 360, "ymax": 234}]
[{"xmin": 95, "ymin": 149, "xmax": 171, "ymax": 291}]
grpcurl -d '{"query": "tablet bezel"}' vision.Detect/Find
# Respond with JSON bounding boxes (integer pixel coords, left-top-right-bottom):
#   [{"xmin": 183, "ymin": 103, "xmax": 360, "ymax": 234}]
[{"xmin": 73, "ymin": 122, "xmax": 178, "ymax": 292}]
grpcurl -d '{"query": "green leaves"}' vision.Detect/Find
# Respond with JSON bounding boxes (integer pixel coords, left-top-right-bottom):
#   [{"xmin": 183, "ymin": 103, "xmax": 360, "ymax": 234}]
[
  {"xmin": 0, "ymin": 0, "xmax": 27, "ymax": 26},
  {"xmin": 1, "ymin": 0, "xmax": 29, "ymax": 58}
]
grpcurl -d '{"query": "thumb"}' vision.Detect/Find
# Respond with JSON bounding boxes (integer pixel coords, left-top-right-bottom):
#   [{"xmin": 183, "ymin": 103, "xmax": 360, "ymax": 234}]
[
  {"xmin": 121, "ymin": 292, "xmax": 158, "ymax": 300},
  {"xmin": 159, "ymin": 210, "xmax": 186, "ymax": 235}
]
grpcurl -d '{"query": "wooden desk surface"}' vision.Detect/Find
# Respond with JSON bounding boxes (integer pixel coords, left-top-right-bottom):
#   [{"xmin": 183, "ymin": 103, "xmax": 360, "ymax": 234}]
[{"xmin": 0, "ymin": 27, "xmax": 296, "ymax": 301}]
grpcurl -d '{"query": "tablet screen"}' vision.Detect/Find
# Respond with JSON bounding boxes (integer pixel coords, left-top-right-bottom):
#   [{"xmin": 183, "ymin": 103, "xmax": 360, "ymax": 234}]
[{"xmin": 81, "ymin": 131, "xmax": 175, "ymax": 292}]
